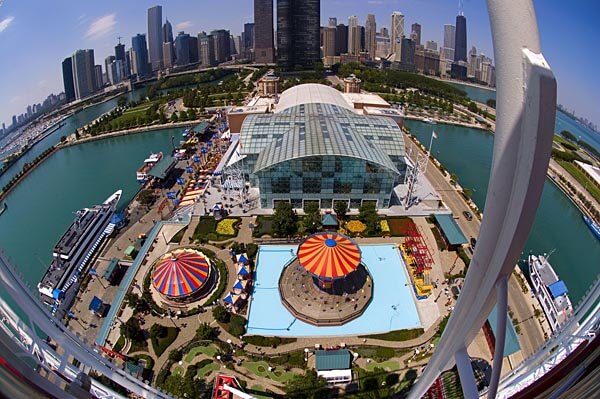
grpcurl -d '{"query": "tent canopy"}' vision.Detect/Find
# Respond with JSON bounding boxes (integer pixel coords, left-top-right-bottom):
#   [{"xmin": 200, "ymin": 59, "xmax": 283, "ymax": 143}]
[
  {"xmin": 297, "ymin": 232, "xmax": 361, "ymax": 280},
  {"xmin": 89, "ymin": 296, "xmax": 103, "ymax": 312},
  {"xmin": 153, "ymin": 249, "xmax": 211, "ymax": 298}
]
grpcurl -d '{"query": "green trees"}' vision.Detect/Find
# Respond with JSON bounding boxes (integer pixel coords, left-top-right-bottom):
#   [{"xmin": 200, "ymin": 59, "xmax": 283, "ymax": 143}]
[
  {"xmin": 195, "ymin": 322, "xmax": 217, "ymax": 340},
  {"xmin": 212, "ymin": 305, "xmax": 230, "ymax": 323},
  {"xmin": 333, "ymin": 201, "xmax": 348, "ymax": 221},
  {"xmin": 273, "ymin": 201, "xmax": 298, "ymax": 236},
  {"xmin": 301, "ymin": 202, "xmax": 321, "ymax": 234},
  {"xmin": 285, "ymin": 370, "xmax": 328, "ymax": 399},
  {"xmin": 359, "ymin": 202, "xmax": 380, "ymax": 234},
  {"xmin": 120, "ymin": 317, "xmax": 145, "ymax": 343}
]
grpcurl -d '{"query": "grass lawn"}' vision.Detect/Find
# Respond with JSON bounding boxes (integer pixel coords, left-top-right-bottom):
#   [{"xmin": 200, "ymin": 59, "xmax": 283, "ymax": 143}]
[
  {"xmin": 252, "ymin": 216, "xmax": 275, "ymax": 238},
  {"xmin": 363, "ymin": 328, "xmax": 425, "ymax": 342},
  {"xmin": 243, "ymin": 361, "xmax": 299, "ymax": 383},
  {"xmin": 184, "ymin": 344, "xmax": 218, "ymax": 363},
  {"xmin": 128, "ymin": 340, "xmax": 148, "ymax": 354},
  {"xmin": 196, "ymin": 362, "xmax": 220, "ymax": 378},
  {"xmin": 151, "ymin": 326, "xmax": 179, "ymax": 357},
  {"xmin": 557, "ymin": 160, "xmax": 600, "ymax": 203},
  {"xmin": 366, "ymin": 360, "xmax": 400, "ymax": 372}
]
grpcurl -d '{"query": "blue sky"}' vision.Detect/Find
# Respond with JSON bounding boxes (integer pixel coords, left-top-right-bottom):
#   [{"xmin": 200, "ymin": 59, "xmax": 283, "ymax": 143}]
[{"xmin": 0, "ymin": 1, "xmax": 598, "ymax": 127}]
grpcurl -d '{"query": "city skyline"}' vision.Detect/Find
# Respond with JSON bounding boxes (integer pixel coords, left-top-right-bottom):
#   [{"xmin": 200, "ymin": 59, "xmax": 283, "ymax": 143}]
[{"xmin": 0, "ymin": 0, "xmax": 598, "ymax": 126}]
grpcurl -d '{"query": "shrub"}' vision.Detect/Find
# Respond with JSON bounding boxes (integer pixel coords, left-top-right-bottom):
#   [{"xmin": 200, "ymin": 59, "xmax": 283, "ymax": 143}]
[
  {"xmin": 347, "ymin": 220, "xmax": 367, "ymax": 233},
  {"xmin": 243, "ymin": 336, "xmax": 297, "ymax": 347},
  {"xmin": 222, "ymin": 314, "xmax": 246, "ymax": 337},
  {"xmin": 151, "ymin": 326, "xmax": 179, "ymax": 357},
  {"xmin": 246, "ymin": 243, "xmax": 258, "ymax": 259},
  {"xmin": 216, "ymin": 218, "xmax": 238, "ymax": 236},
  {"xmin": 212, "ymin": 305, "xmax": 230, "ymax": 323}
]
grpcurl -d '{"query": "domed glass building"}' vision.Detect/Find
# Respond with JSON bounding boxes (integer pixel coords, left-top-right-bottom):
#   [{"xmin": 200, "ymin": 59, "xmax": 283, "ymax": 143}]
[{"xmin": 229, "ymin": 84, "xmax": 408, "ymax": 209}]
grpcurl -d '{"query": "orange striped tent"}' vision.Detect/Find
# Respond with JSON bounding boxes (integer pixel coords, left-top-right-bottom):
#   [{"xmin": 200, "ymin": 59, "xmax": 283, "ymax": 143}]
[{"xmin": 297, "ymin": 232, "xmax": 361, "ymax": 288}]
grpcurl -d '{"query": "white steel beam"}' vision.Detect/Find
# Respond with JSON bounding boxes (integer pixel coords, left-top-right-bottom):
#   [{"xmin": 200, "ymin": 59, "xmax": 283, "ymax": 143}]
[{"xmin": 408, "ymin": 0, "xmax": 556, "ymax": 397}]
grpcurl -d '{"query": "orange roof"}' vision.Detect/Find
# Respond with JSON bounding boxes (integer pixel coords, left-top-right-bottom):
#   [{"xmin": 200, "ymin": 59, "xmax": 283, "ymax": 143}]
[{"xmin": 297, "ymin": 233, "xmax": 361, "ymax": 280}]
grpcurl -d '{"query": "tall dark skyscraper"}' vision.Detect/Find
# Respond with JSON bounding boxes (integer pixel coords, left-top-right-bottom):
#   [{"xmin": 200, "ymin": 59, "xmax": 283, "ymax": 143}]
[
  {"xmin": 175, "ymin": 32, "xmax": 190, "ymax": 66},
  {"xmin": 163, "ymin": 19, "xmax": 173, "ymax": 44},
  {"xmin": 147, "ymin": 5, "xmax": 163, "ymax": 71},
  {"xmin": 131, "ymin": 34, "xmax": 151, "ymax": 78},
  {"xmin": 211, "ymin": 29, "xmax": 231, "ymax": 63},
  {"xmin": 243, "ymin": 23, "xmax": 255, "ymax": 50},
  {"xmin": 277, "ymin": 0, "xmax": 320, "ymax": 70},
  {"xmin": 114, "ymin": 42, "xmax": 130, "ymax": 78},
  {"xmin": 254, "ymin": 0, "xmax": 275, "ymax": 63},
  {"xmin": 61, "ymin": 57, "xmax": 76, "ymax": 103},
  {"xmin": 335, "ymin": 24, "xmax": 348, "ymax": 55},
  {"xmin": 71, "ymin": 49, "xmax": 96, "ymax": 100},
  {"xmin": 454, "ymin": 14, "xmax": 467, "ymax": 62},
  {"xmin": 411, "ymin": 23, "xmax": 421, "ymax": 46}
]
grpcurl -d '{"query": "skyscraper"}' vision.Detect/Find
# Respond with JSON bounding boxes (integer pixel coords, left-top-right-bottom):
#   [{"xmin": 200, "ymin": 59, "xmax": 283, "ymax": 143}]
[
  {"xmin": 131, "ymin": 34, "xmax": 151, "ymax": 78},
  {"xmin": 114, "ymin": 42, "xmax": 130, "ymax": 78},
  {"xmin": 198, "ymin": 33, "xmax": 216, "ymax": 67},
  {"xmin": 243, "ymin": 23, "xmax": 255, "ymax": 51},
  {"xmin": 348, "ymin": 16, "xmax": 360, "ymax": 55},
  {"xmin": 61, "ymin": 57, "xmax": 76, "ymax": 103},
  {"xmin": 254, "ymin": 0, "xmax": 275, "ymax": 63},
  {"xmin": 163, "ymin": 42, "xmax": 174, "ymax": 68},
  {"xmin": 442, "ymin": 24, "xmax": 456, "ymax": 60},
  {"xmin": 454, "ymin": 14, "xmax": 467, "ymax": 62},
  {"xmin": 175, "ymin": 32, "xmax": 190, "ymax": 66},
  {"xmin": 335, "ymin": 24, "xmax": 348, "ymax": 55},
  {"xmin": 411, "ymin": 23, "xmax": 421, "ymax": 46},
  {"xmin": 390, "ymin": 11, "xmax": 404, "ymax": 62},
  {"xmin": 365, "ymin": 14, "xmax": 377, "ymax": 58},
  {"xmin": 322, "ymin": 26, "xmax": 336, "ymax": 58},
  {"xmin": 94, "ymin": 65, "xmax": 104, "ymax": 89},
  {"xmin": 277, "ymin": 0, "xmax": 320, "ymax": 70},
  {"xmin": 211, "ymin": 29, "xmax": 231, "ymax": 63},
  {"xmin": 104, "ymin": 56, "xmax": 115, "ymax": 84},
  {"xmin": 147, "ymin": 5, "xmax": 163, "ymax": 71},
  {"xmin": 189, "ymin": 36, "xmax": 199, "ymax": 63},
  {"xmin": 328, "ymin": 17, "xmax": 337, "ymax": 27},
  {"xmin": 400, "ymin": 37, "xmax": 416, "ymax": 71},
  {"xmin": 163, "ymin": 19, "xmax": 173, "ymax": 44},
  {"xmin": 71, "ymin": 49, "xmax": 96, "ymax": 100}
]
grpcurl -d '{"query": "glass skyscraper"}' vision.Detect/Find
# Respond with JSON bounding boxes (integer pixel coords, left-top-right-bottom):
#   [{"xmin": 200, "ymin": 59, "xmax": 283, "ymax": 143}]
[
  {"xmin": 131, "ymin": 34, "xmax": 150, "ymax": 78},
  {"xmin": 277, "ymin": 0, "xmax": 320, "ymax": 70},
  {"xmin": 454, "ymin": 14, "xmax": 467, "ymax": 62},
  {"xmin": 147, "ymin": 5, "xmax": 163, "ymax": 71},
  {"xmin": 254, "ymin": 0, "xmax": 275, "ymax": 63},
  {"xmin": 61, "ymin": 57, "xmax": 75, "ymax": 103}
]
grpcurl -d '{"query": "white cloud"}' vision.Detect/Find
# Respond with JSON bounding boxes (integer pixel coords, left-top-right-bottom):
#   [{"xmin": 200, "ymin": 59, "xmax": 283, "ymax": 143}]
[
  {"xmin": 175, "ymin": 21, "xmax": 192, "ymax": 31},
  {"xmin": 85, "ymin": 14, "xmax": 116, "ymax": 40},
  {"xmin": 0, "ymin": 16, "xmax": 14, "ymax": 33}
]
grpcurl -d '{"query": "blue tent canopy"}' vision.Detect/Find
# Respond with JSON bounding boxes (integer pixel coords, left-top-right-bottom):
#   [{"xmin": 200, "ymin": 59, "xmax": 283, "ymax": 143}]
[
  {"xmin": 89, "ymin": 296, "xmax": 103, "ymax": 312},
  {"xmin": 111, "ymin": 212, "xmax": 125, "ymax": 225},
  {"xmin": 237, "ymin": 267, "xmax": 249, "ymax": 276},
  {"xmin": 238, "ymin": 255, "xmax": 248, "ymax": 264},
  {"xmin": 233, "ymin": 280, "xmax": 244, "ymax": 290},
  {"xmin": 185, "ymin": 166, "xmax": 193, "ymax": 173},
  {"xmin": 52, "ymin": 289, "xmax": 63, "ymax": 300},
  {"xmin": 549, "ymin": 280, "xmax": 568, "ymax": 298},
  {"xmin": 223, "ymin": 294, "xmax": 234, "ymax": 304},
  {"xmin": 213, "ymin": 204, "xmax": 221, "ymax": 211}
]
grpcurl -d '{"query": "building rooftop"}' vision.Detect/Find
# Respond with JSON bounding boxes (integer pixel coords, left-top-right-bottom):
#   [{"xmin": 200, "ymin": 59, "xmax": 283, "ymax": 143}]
[
  {"xmin": 343, "ymin": 92, "xmax": 391, "ymax": 108},
  {"xmin": 315, "ymin": 349, "xmax": 352, "ymax": 371},
  {"xmin": 275, "ymin": 83, "xmax": 356, "ymax": 114},
  {"xmin": 575, "ymin": 160, "xmax": 600, "ymax": 186},
  {"xmin": 433, "ymin": 214, "xmax": 468, "ymax": 245},
  {"xmin": 228, "ymin": 105, "xmax": 269, "ymax": 115},
  {"xmin": 148, "ymin": 155, "xmax": 175, "ymax": 180}
]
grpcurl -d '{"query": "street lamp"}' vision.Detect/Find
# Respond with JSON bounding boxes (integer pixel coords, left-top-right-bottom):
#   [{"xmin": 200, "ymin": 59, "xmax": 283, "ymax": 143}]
[{"xmin": 304, "ymin": 348, "xmax": 309, "ymax": 362}]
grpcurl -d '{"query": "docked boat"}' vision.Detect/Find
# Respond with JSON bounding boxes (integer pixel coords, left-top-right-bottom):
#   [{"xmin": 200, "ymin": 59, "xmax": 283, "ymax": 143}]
[
  {"xmin": 423, "ymin": 117, "xmax": 437, "ymax": 125},
  {"xmin": 528, "ymin": 254, "xmax": 573, "ymax": 333},
  {"xmin": 37, "ymin": 190, "xmax": 122, "ymax": 311},
  {"xmin": 0, "ymin": 202, "xmax": 6, "ymax": 216},
  {"xmin": 136, "ymin": 152, "xmax": 163, "ymax": 183},
  {"xmin": 582, "ymin": 214, "xmax": 600, "ymax": 240}
]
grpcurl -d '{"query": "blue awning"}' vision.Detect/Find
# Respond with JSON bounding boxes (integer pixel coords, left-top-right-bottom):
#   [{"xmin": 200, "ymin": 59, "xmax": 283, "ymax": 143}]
[
  {"xmin": 52, "ymin": 289, "xmax": 63, "ymax": 300},
  {"xmin": 224, "ymin": 294, "xmax": 234, "ymax": 304},
  {"xmin": 89, "ymin": 296, "xmax": 103, "ymax": 312},
  {"xmin": 434, "ymin": 214, "xmax": 468, "ymax": 245},
  {"xmin": 549, "ymin": 280, "xmax": 568, "ymax": 299},
  {"xmin": 233, "ymin": 280, "xmax": 244, "ymax": 290},
  {"xmin": 238, "ymin": 254, "xmax": 248, "ymax": 264},
  {"xmin": 237, "ymin": 267, "xmax": 249, "ymax": 276}
]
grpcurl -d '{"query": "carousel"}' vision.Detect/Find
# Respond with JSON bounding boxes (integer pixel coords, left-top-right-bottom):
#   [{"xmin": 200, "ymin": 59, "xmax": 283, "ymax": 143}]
[
  {"xmin": 279, "ymin": 232, "xmax": 373, "ymax": 326},
  {"xmin": 151, "ymin": 248, "xmax": 216, "ymax": 304}
]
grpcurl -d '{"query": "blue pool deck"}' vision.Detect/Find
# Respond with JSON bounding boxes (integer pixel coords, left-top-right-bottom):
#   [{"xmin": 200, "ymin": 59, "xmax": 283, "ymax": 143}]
[{"xmin": 246, "ymin": 244, "xmax": 422, "ymax": 337}]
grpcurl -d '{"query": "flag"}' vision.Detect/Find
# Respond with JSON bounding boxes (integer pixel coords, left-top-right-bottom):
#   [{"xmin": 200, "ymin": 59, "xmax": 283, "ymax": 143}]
[{"xmin": 432, "ymin": 131, "xmax": 438, "ymax": 139}]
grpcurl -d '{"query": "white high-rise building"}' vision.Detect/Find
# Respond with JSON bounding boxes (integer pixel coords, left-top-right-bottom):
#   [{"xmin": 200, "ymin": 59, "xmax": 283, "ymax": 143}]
[
  {"xmin": 443, "ymin": 24, "xmax": 456, "ymax": 49},
  {"xmin": 425, "ymin": 40, "xmax": 438, "ymax": 51},
  {"xmin": 348, "ymin": 16, "xmax": 360, "ymax": 55},
  {"xmin": 390, "ymin": 11, "xmax": 404, "ymax": 62}
]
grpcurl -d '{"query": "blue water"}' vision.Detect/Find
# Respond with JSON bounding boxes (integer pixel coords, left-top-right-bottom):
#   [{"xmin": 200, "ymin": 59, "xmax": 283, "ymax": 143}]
[
  {"xmin": 246, "ymin": 244, "xmax": 421, "ymax": 337},
  {"xmin": 448, "ymin": 82, "xmax": 600, "ymax": 152}
]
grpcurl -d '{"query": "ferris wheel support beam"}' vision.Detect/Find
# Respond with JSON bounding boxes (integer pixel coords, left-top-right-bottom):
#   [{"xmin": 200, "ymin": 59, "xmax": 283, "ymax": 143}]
[{"xmin": 408, "ymin": 0, "xmax": 556, "ymax": 398}]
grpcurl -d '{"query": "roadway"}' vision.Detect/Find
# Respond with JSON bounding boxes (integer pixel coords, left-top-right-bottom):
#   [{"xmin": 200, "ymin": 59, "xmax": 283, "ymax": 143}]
[{"xmin": 403, "ymin": 131, "xmax": 546, "ymax": 358}]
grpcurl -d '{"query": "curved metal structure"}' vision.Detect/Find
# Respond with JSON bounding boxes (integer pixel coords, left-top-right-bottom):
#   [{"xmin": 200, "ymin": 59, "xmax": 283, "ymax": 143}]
[{"xmin": 409, "ymin": 0, "xmax": 557, "ymax": 397}]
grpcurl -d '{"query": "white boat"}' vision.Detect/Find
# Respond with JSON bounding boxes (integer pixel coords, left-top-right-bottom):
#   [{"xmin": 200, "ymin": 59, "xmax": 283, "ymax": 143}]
[
  {"xmin": 528, "ymin": 254, "xmax": 573, "ymax": 333},
  {"xmin": 136, "ymin": 152, "xmax": 163, "ymax": 183},
  {"xmin": 423, "ymin": 117, "xmax": 437, "ymax": 125}
]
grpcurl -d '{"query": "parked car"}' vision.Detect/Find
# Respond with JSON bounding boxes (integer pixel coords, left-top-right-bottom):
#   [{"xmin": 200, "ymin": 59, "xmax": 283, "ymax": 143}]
[{"xmin": 463, "ymin": 210, "xmax": 473, "ymax": 221}]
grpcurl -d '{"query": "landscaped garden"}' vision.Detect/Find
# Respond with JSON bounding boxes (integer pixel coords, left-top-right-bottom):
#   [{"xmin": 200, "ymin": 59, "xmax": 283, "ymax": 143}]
[
  {"xmin": 252, "ymin": 215, "xmax": 275, "ymax": 238},
  {"xmin": 192, "ymin": 216, "xmax": 240, "ymax": 241},
  {"xmin": 243, "ymin": 361, "xmax": 300, "ymax": 383}
]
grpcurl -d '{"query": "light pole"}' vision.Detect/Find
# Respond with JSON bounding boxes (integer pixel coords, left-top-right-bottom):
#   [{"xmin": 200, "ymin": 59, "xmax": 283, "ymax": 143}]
[{"xmin": 304, "ymin": 348, "xmax": 309, "ymax": 362}]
